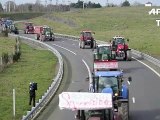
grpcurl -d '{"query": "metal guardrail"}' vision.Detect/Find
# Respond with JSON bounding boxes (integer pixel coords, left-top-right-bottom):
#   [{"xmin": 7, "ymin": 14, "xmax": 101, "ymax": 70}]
[
  {"xmin": 8, "ymin": 34, "xmax": 63, "ymax": 120},
  {"xmin": 131, "ymin": 49, "xmax": 160, "ymax": 68},
  {"xmin": 55, "ymin": 33, "xmax": 160, "ymax": 68}
]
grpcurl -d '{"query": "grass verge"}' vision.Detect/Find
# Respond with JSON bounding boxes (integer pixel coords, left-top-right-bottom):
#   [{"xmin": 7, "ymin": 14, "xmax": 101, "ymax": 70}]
[
  {"xmin": 0, "ymin": 37, "xmax": 16, "ymax": 55},
  {"xmin": 0, "ymin": 43, "xmax": 58, "ymax": 120}
]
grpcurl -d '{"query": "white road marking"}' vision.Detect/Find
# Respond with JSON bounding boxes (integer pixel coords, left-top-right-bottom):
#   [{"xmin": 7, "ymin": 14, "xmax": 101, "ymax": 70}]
[
  {"xmin": 127, "ymin": 81, "xmax": 130, "ymax": 85},
  {"xmin": 132, "ymin": 97, "xmax": 135, "ymax": 103},
  {"xmin": 82, "ymin": 59, "xmax": 92, "ymax": 83},
  {"xmin": 132, "ymin": 57, "xmax": 160, "ymax": 78},
  {"xmin": 52, "ymin": 44, "xmax": 76, "ymax": 55}
]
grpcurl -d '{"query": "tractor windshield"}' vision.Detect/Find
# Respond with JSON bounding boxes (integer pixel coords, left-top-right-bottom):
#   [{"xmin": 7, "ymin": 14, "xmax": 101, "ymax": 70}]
[
  {"xmin": 98, "ymin": 46, "xmax": 111, "ymax": 54},
  {"xmin": 83, "ymin": 32, "xmax": 92, "ymax": 37},
  {"xmin": 26, "ymin": 23, "xmax": 33, "ymax": 26},
  {"xmin": 44, "ymin": 28, "xmax": 51, "ymax": 33},
  {"xmin": 115, "ymin": 38, "xmax": 125, "ymax": 44},
  {"xmin": 97, "ymin": 76, "xmax": 118, "ymax": 93}
]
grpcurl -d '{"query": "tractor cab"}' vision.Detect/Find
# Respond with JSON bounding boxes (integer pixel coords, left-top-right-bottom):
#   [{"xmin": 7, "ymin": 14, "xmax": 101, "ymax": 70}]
[
  {"xmin": 5, "ymin": 20, "xmax": 13, "ymax": 28},
  {"xmin": 24, "ymin": 22, "xmax": 34, "ymax": 34},
  {"xmin": 8, "ymin": 24, "xmax": 19, "ymax": 34},
  {"xmin": 42, "ymin": 26, "xmax": 53, "ymax": 35},
  {"xmin": 93, "ymin": 71, "xmax": 124, "ymax": 96},
  {"xmin": 94, "ymin": 44, "xmax": 115, "ymax": 61},
  {"xmin": 110, "ymin": 36, "xmax": 131, "ymax": 61},
  {"xmin": 79, "ymin": 30, "xmax": 96, "ymax": 49},
  {"xmin": 39, "ymin": 25, "xmax": 55, "ymax": 41}
]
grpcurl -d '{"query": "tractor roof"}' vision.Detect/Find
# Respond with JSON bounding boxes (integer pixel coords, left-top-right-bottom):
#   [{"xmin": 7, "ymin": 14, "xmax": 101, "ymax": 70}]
[
  {"xmin": 95, "ymin": 71, "xmax": 123, "ymax": 77},
  {"xmin": 113, "ymin": 35, "xmax": 124, "ymax": 39},
  {"xmin": 43, "ymin": 25, "xmax": 50, "ymax": 28},
  {"xmin": 97, "ymin": 44, "xmax": 111, "ymax": 47},
  {"xmin": 25, "ymin": 22, "xmax": 33, "ymax": 24},
  {"xmin": 81, "ymin": 30, "xmax": 92, "ymax": 33}
]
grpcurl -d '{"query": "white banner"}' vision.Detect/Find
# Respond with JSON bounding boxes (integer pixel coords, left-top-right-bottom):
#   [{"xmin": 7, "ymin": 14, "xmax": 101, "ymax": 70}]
[
  {"xmin": 94, "ymin": 61, "xmax": 118, "ymax": 70},
  {"xmin": 59, "ymin": 92, "xmax": 112, "ymax": 110}
]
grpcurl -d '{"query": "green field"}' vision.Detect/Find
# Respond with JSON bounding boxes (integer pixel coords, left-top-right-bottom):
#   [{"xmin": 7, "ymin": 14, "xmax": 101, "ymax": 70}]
[
  {"xmin": 0, "ymin": 43, "xmax": 57, "ymax": 120},
  {"xmin": 0, "ymin": 37, "xmax": 16, "ymax": 55},
  {"xmin": 30, "ymin": 7, "xmax": 160, "ymax": 57}
]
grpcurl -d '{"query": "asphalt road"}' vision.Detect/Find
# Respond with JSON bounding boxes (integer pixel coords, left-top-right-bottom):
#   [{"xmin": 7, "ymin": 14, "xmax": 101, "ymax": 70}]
[{"xmin": 20, "ymin": 34, "xmax": 160, "ymax": 120}]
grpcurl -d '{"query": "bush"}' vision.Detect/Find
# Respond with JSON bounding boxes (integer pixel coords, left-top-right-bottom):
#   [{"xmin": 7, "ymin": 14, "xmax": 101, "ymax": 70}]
[
  {"xmin": 1, "ymin": 29, "xmax": 8, "ymax": 37},
  {"xmin": 12, "ymin": 39, "xmax": 21, "ymax": 62},
  {"xmin": 13, "ymin": 51, "xmax": 21, "ymax": 62},
  {"xmin": 2, "ymin": 52, "xmax": 9, "ymax": 64}
]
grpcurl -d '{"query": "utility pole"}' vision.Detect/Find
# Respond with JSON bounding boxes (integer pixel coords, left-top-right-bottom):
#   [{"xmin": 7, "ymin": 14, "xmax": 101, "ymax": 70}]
[
  {"xmin": 9, "ymin": 1, "xmax": 10, "ymax": 12},
  {"xmin": 14, "ymin": 0, "xmax": 16, "ymax": 12},
  {"xmin": 56, "ymin": 0, "xmax": 58, "ymax": 5},
  {"xmin": 106, "ymin": 0, "xmax": 109, "ymax": 7},
  {"xmin": 45, "ymin": 0, "xmax": 47, "ymax": 7},
  {"xmin": 83, "ymin": 1, "xmax": 84, "ymax": 10}
]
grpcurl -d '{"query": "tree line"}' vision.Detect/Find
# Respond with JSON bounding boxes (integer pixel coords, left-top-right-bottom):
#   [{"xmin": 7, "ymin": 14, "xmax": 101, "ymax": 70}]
[
  {"xmin": 70, "ymin": 0, "xmax": 102, "ymax": 8},
  {"xmin": 0, "ymin": 0, "xmax": 145, "ymax": 13},
  {"xmin": 0, "ymin": 1, "xmax": 70, "ymax": 13}
]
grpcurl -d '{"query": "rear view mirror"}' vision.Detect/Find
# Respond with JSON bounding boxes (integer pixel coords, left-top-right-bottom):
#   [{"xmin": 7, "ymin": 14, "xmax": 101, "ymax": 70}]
[
  {"xmin": 85, "ymin": 77, "xmax": 89, "ymax": 81},
  {"xmin": 128, "ymin": 76, "xmax": 132, "ymax": 82}
]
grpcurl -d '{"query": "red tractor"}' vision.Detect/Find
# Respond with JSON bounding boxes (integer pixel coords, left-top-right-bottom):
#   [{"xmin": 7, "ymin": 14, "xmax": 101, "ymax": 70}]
[
  {"xmin": 24, "ymin": 22, "xmax": 34, "ymax": 34},
  {"xmin": 79, "ymin": 30, "xmax": 96, "ymax": 49},
  {"xmin": 110, "ymin": 36, "xmax": 131, "ymax": 61}
]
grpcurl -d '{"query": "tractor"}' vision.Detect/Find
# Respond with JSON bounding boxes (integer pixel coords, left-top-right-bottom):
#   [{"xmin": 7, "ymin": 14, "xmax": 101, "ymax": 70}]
[
  {"xmin": 35, "ymin": 25, "xmax": 55, "ymax": 41},
  {"xmin": 8, "ymin": 24, "xmax": 19, "ymax": 34},
  {"xmin": 79, "ymin": 30, "xmax": 96, "ymax": 49},
  {"xmin": 24, "ymin": 22, "xmax": 34, "ymax": 34},
  {"xmin": 110, "ymin": 36, "xmax": 131, "ymax": 61},
  {"xmin": 89, "ymin": 46, "xmax": 132, "ymax": 120}
]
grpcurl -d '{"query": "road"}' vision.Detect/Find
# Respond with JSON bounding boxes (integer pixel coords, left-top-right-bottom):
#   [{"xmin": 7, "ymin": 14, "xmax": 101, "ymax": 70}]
[{"xmin": 21, "ymin": 33, "xmax": 160, "ymax": 120}]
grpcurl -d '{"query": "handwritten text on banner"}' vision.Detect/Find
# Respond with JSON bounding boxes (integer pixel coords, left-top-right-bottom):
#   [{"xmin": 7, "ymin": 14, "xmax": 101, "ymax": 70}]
[{"xmin": 59, "ymin": 92, "xmax": 112, "ymax": 110}]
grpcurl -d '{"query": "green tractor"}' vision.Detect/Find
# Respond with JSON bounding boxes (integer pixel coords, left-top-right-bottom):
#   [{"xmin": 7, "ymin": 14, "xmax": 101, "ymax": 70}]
[
  {"xmin": 8, "ymin": 24, "xmax": 19, "ymax": 34},
  {"xmin": 40, "ymin": 26, "xmax": 55, "ymax": 41}
]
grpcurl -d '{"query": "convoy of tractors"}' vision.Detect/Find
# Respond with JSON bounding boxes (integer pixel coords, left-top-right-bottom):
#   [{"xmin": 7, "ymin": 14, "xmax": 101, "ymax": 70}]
[
  {"xmin": 0, "ymin": 18, "xmax": 55, "ymax": 41},
  {"xmin": 1, "ymin": 17, "xmax": 133, "ymax": 120},
  {"xmin": 59, "ymin": 34, "xmax": 132, "ymax": 120}
]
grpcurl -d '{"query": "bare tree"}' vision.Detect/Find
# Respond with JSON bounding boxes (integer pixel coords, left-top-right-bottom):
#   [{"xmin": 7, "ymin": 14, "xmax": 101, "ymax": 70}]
[{"xmin": 5, "ymin": 1, "xmax": 16, "ymax": 12}]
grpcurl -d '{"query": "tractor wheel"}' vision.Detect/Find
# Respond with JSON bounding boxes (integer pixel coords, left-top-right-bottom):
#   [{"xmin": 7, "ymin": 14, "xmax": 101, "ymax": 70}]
[
  {"xmin": 126, "ymin": 50, "xmax": 132, "ymax": 61},
  {"xmin": 90, "ymin": 41, "xmax": 94, "ymax": 48},
  {"xmin": 93, "ymin": 40, "xmax": 96, "ymax": 49},
  {"xmin": 118, "ymin": 102, "xmax": 129, "ymax": 120},
  {"xmin": 35, "ymin": 35, "xmax": 38, "ymax": 40},
  {"xmin": 79, "ymin": 41, "xmax": 82, "ymax": 48},
  {"xmin": 81, "ymin": 41, "xmax": 85, "ymax": 49},
  {"xmin": 52, "ymin": 37, "xmax": 55, "ymax": 41}
]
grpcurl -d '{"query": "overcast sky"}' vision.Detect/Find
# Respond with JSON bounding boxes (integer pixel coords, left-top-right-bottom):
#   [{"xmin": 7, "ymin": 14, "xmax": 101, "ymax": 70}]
[{"xmin": 1, "ymin": 0, "xmax": 160, "ymax": 6}]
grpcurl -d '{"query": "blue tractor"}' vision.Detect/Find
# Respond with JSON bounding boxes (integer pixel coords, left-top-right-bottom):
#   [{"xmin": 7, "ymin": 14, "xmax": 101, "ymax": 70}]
[{"xmin": 92, "ymin": 70, "xmax": 131, "ymax": 120}]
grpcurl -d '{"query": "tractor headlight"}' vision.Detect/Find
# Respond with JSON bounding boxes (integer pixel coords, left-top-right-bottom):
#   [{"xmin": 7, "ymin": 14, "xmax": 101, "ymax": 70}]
[{"xmin": 114, "ymin": 93, "xmax": 118, "ymax": 96}]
